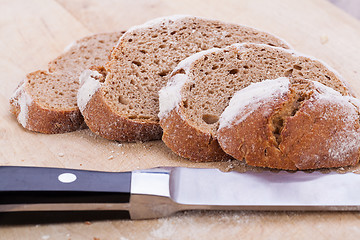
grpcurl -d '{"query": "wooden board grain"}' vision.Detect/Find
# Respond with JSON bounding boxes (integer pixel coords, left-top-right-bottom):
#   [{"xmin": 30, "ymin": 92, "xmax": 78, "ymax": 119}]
[{"xmin": 1, "ymin": 0, "xmax": 360, "ymax": 239}]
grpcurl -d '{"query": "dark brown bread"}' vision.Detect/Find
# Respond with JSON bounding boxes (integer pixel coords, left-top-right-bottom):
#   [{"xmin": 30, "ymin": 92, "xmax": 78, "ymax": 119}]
[
  {"xmin": 9, "ymin": 32, "xmax": 124, "ymax": 134},
  {"xmin": 78, "ymin": 15, "xmax": 290, "ymax": 142},
  {"xmin": 217, "ymin": 78, "xmax": 360, "ymax": 170},
  {"xmin": 158, "ymin": 43, "xmax": 354, "ymax": 163}
]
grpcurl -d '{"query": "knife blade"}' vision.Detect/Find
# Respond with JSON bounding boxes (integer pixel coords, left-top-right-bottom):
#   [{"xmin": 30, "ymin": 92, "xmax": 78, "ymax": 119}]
[{"xmin": 0, "ymin": 166, "xmax": 359, "ymax": 220}]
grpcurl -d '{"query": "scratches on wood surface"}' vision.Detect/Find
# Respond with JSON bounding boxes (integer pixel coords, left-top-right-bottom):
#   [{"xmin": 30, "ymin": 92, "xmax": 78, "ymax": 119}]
[{"xmin": 40, "ymin": 17, "xmax": 56, "ymax": 39}]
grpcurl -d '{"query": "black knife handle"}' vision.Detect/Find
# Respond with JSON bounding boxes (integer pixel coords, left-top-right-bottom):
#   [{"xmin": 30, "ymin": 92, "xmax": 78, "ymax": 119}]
[{"xmin": 0, "ymin": 166, "xmax": 131, "ymax": 204}]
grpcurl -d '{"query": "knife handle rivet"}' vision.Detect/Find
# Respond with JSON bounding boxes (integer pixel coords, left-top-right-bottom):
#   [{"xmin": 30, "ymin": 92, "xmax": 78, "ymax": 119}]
[{"xmin": 58, "ymin": 173, "xmax": 77, "ymax": 183}]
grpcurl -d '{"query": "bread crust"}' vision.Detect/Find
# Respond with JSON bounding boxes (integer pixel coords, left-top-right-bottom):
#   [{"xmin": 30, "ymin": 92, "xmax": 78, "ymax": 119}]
[
  {"xmin": 9, "ymin": 73, "xmax": 84, "ymax": 134},
  {"xmin": 217, "ymin": 80, "xmax": 360, "ymax": 170},
  {"xmin": 280, "ymin": 94, "xmax": 360, "ymax": 169},
  {"xmin": 82, "ymin": 88, "xmax": 163, "ymax": 142},
  {"xmin": 218, "ymin": 89, "xmax": 298, "ymax": 170},
  {"xmin": 9, "ymin": 32, "xmax": 123, "ymax": 134},
  {"xmin": 85, "ymin": 16, "xmax": 291, "ymax": 143},
  {"xmin": 161, "ymin": 108, "xmax": 231, "ymax": 162},
  {"xmin": 159, "ymin": 43, "xmax": 355, "ymax": 164}
]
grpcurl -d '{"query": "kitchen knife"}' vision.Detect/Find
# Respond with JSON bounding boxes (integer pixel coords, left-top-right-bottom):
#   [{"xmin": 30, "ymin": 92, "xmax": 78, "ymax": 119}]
[{"xmin": 0, "ymin": 166, "xmax": 360, "ymax": 220}]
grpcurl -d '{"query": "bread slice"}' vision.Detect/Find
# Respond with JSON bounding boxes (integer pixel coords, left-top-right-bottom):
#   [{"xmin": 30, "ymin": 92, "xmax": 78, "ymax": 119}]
[
  {"xmin": 78, "ymin": 15, "xmax": 290, "ymax": 142},
  {"xmin": 217, "ymin": 77, "xmax": 360, "ymax": 170},
  {"xmin": 158, "ymin": 43, "xmax": 354, "ymax": 162},
  {"xmin": 9, "ymin": 31, "xmax": 124, "ymax": 134}
]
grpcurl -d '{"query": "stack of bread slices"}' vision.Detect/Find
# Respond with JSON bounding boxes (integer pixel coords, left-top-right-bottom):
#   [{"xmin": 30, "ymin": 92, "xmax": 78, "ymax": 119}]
[{"xmin": 10, "ymin": 15, "xmax": 360, "ymax": 170}]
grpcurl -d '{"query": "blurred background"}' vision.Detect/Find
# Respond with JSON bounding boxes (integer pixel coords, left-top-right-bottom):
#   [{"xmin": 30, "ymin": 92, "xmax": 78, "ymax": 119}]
[{"xmin": 330, "ymin": 0, "xmax": 360, "ymax": 19}]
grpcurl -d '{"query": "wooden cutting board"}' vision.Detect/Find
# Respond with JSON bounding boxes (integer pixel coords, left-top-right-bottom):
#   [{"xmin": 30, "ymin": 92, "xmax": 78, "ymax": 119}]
[{"xmin": 2, "ymin": 0, "xmax": 360, "ymax": 239}]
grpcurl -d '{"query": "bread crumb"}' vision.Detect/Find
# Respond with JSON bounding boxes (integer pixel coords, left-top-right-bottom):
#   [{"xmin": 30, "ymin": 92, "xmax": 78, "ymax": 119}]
[
  {"xmin": 108, "ymin": 155, "xmax": 114, "ymax": 160},
  {"xmin": 84, "ymin": 221, "xmax": 92, "ymax": 225},
  {"xmin": 58, "ymin": 152, "xmax": 65, "ymax": 157},
  {"xmin": 225, "ymin": 164, "xmax": 234, "ymax": 171},
  {"xmin": 320, "ymin": 35, "xmax": 328, "ymax": 44}
]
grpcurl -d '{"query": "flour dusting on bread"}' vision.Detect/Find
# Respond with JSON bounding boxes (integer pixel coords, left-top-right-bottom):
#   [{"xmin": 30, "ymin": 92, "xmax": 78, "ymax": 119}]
[
  {"xmin": 116, "ymin": 15, "xmax": 190, "ymax": 48},
  {"xmin": 306, "ymin": 82, "xmax": 360, "ymax": 165},
  {"xmin": 158, "ymin": 74, "xmax": 188, "ymax": 118},
  {"xmin": 11, "ymin": 83, "xmax": 33, "ymax": 128},
  {"xmin": 125, "ymin": 15, "xmax": 190, "ymax": 36},
  {"xmin": 62, "ymin": 40, "xmax": 77, "ymax": 53},
  {"xmin": 160, "ymin": 42, "xmax": 354, "ymax": 164},
  {"xmin": 327, "ymin": 129, "xmax": 360, "ymax": 163},
  {"xmin": 9, "ymin": 15, "xmax": 360, "ymax": 170},
  {"xmin": 159, "ymin": 48, "xmax": 222, "ymax": 118},
  {"xmin": 174, "ymin": 48, "xmax": 221, "ymax": 74},
  {"xmin": 83, "ymin": 16, "xmax": 290, "ymax": 142},
  {"xmin": 217, "ymin": 78, "xmax": 360, "ymax": 170},
  {"xmin": 9, "ymin": 32, "xmax": 124, "ymax": 134},
  {"xmin": 219, "ymin": 78, "xmax": 290, "ymax": 130},
  {"xmin": 77, "ymin": 70, "xmax": 102, "ymax": 112}
]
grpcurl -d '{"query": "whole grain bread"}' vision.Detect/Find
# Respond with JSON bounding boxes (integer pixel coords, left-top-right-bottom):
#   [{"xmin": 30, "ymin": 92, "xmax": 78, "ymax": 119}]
[
  {"xmin": 9, "ymin": 31, "xmax": 124, "ymax": 134},
  {"xmin": 78, "ymin": 15, "xmax": 290, "ymax": 142},
  {"xmin": 217, "ymin": 77, "xmax": 360, "ymax": 170},
  {"xmin": 158, "ymin": 43, "xmax": 354, "ymax": 163}
]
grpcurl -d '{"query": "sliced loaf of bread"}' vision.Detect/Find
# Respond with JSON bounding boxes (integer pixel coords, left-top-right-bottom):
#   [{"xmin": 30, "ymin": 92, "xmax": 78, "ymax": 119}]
[
  {"xmin": 78, "ymin": 15, "xmax": 290, "ymax": 142},
  {"xmin": 9, "ymin": 31, "xmax": 124, "ymax": 134},
  {"xmin": 158, "ymin": 43, "xmax": 354, "ymax": 163},
  {"xmin": 217, "ymin": 77, "xmax": 360, "ymax": 170}
]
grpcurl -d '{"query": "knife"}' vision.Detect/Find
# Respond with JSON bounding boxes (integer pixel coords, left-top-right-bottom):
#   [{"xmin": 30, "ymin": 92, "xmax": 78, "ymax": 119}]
[{"xmin": 0, "ymin": 166, "xmax": 359, "ymax": 220}]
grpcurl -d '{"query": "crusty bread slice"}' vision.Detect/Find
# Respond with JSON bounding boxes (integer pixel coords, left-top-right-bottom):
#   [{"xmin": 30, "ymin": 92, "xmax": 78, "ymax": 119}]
[
  {"xmin": 78, "ymin": 15, "xmax": 290, "ymax": 142},
  {"xmin": 158, "ymin": 43, "xmax": 354, "ymax": 162},
  {"xmin": 9, "ymin": 31, "xmax": 124, "ymax": 134},
  {"xmin": 217, "ymin": 77, "xmax": 360, "ymax": 170}
]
